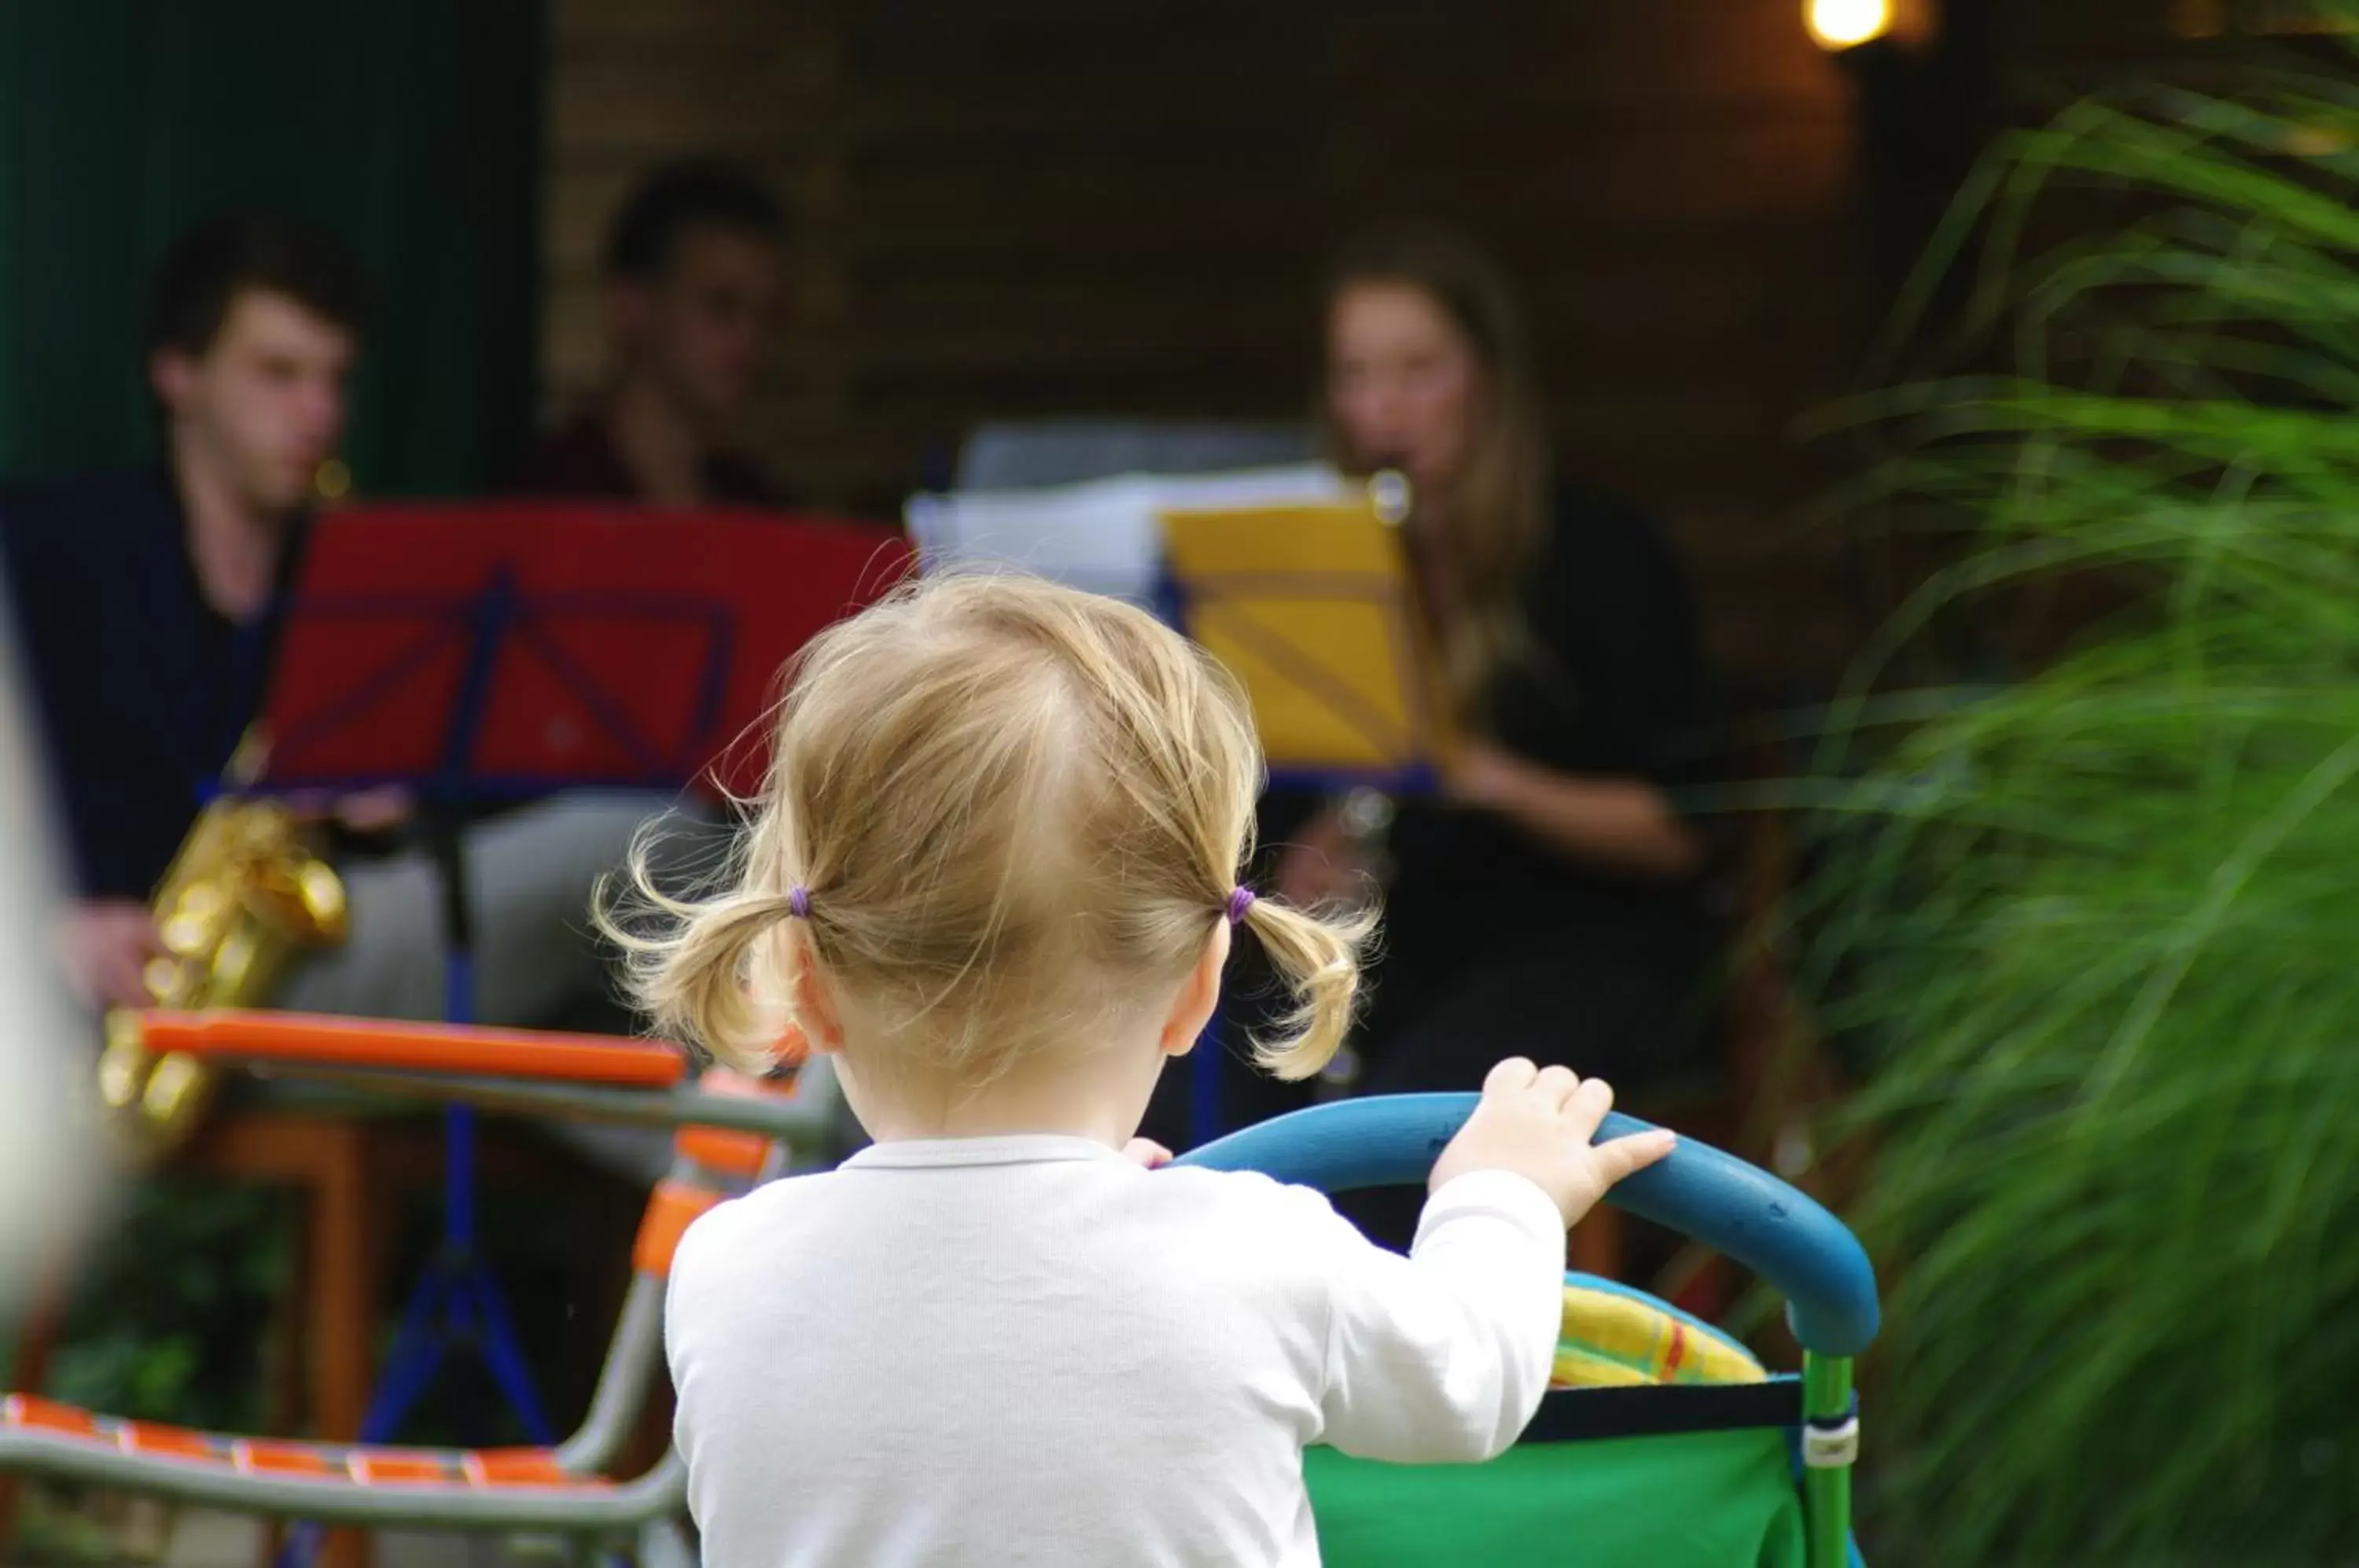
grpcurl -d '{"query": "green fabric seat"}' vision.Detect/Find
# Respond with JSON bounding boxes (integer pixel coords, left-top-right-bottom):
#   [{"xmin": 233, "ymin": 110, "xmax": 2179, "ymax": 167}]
[{"xmin": 1307, "ymin": 1423, "xmax": 1805, "ymax": 1568}]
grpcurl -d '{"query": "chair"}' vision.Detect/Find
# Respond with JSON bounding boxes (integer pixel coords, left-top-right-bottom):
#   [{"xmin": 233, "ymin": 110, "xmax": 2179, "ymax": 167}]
[
  {"xmin": 0, "ymin": 1097, "xmax": 654, "ymax": 1568},
  {"xmin": 0, "ymin": 1013, "xmax": 831, "ymax": 1567}
]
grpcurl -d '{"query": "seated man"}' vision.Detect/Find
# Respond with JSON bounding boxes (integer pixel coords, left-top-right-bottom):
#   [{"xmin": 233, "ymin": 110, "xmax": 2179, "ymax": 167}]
[
  {"xmin": 1, "ymin": 211, "xmax": 679, "ymax": 1036},
  {"xmin": 510, "ymin": 160, "xmax": 789, "ymax": 507}
]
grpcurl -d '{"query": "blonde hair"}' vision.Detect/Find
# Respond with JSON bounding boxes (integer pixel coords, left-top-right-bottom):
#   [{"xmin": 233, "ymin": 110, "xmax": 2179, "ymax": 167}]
[
  {"xmin": 1319, "ymin": 223, "xmax": 1551, "ymax": 721},
  {"xmin": 608, "ymin": 572, "xmax": 1375, "ymax": 1086}
]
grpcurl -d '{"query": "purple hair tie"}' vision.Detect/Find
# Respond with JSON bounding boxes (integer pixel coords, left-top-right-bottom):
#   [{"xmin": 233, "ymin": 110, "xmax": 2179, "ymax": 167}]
[
  {"xmin": 1224, "ymin": 887, "xmax": 1257, "ymax": 926},
  {"xmin": 787, "ymin": 885, "xmax": 812, "ymax": 919}
]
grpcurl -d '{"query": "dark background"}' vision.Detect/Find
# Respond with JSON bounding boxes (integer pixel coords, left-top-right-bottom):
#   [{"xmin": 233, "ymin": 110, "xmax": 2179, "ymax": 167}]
[{"xmin": 0, "ymin": 1, "xmax": 2298, "ymax": 695}]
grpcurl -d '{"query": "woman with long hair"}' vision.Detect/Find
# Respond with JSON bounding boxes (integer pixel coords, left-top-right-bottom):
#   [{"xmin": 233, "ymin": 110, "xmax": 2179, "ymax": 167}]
[{"xmin": 1275, "ymin": 223, "xmax": 1717, "ymax": 1122}]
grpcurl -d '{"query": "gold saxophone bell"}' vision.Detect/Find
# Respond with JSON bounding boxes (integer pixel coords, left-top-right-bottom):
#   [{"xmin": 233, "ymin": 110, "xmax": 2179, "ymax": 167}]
[{"xmin": 95, "ymin": 797, "xmax": 349, "ymax": 1164}]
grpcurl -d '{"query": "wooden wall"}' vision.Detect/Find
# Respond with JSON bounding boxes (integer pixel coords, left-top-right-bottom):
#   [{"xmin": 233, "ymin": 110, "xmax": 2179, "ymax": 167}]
[{"xmin": 543, "ymin": 0, "xmax": 1881, "ymax": 690}]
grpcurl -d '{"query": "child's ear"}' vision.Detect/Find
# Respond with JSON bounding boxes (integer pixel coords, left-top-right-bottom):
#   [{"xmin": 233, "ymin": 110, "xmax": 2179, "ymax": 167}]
[
  {"xmin": 786, "ymin": 935, "xmax": 847, "ymax": 1056},
  {"xmin": 1158, "ymin": 923, "xmax": 1231, "ymax": 1058}
]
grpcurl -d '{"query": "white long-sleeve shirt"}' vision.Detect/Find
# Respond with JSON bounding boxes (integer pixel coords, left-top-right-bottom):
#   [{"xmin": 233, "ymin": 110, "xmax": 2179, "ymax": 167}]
[{"xmin": 666, "ymin": 1133, "xmax": 1564, "ymax": 1567}]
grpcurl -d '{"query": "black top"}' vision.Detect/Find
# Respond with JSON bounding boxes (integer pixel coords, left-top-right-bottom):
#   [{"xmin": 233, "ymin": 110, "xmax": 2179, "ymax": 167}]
[
  {"xmin": 1355, "ymin": 484, "xmax": 1716, "ymax": 1030},
  {"xmin": 506, "ymin": 409, "xmax": 788, "ymax": 509},
  {"xmin": 0, "ymin": 470, "xmax": 304, "ymax": 900}
]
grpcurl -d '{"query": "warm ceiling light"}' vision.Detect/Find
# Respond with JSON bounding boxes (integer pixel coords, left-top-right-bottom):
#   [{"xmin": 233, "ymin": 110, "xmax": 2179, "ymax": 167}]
[{"xmin": 1806, "ymin": 0, "xmax": 1895, "ymax": 50}]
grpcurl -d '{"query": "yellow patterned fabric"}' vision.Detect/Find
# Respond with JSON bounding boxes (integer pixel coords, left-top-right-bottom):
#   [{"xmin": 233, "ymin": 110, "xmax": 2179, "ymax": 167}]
[{"xmin": 1549, "ymin": 1279, "xmax": 1766, "ymax": 1390}]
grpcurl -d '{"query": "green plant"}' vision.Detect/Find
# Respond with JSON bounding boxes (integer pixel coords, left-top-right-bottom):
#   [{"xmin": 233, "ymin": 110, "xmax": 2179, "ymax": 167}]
[
  {"xmin": 1796, "ymin": 22, "xmax": 2359, "ymax": 1567},
  {"xmin": 47, "ymin": 1183, "xmax": 292, "ymax": 1434}
]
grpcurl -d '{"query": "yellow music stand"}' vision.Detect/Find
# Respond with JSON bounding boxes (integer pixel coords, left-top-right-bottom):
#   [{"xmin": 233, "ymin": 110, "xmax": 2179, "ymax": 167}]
[{"xmin": 1161, "ymin": 478, "xmax": 1453, "ymax": 790}]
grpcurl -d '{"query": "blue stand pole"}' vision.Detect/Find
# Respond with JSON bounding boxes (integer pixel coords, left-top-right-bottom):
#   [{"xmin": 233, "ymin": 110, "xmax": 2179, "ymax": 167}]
[
  {"xmin": 341, "ymin": 947, "xmax": 553, "ymax": 1454},
  {"xmin": 278, "ymin": 578, "xmax": 553, "ymax": 1568}
]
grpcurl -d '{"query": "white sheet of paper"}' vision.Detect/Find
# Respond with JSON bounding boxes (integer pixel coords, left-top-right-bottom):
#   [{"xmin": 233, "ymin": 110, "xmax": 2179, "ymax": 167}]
[{"xmin": 905, "ymin": 464, "xmax": 1354, "ymax": 607}]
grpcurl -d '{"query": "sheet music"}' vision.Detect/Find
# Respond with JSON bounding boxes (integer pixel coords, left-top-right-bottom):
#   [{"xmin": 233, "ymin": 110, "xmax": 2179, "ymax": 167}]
[{"xmin": 904, "ymin": 464, "xmax": 1354, "ymax": 607}]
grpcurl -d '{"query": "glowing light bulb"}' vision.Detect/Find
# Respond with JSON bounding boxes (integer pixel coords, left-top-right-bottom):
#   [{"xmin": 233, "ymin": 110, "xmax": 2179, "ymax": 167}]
[{"xmin": 1806, "ymin": 0, "xmax": 1894, "ymax": 50}]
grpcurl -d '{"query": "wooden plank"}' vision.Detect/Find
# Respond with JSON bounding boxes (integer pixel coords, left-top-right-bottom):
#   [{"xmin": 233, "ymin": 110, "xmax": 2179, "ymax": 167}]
[
  {"xmin": 848, "ymin": 5, "xmax": 1315, "ymax": 81},
  {"xmin": 554, "ymin": 0, "xmax": 785, "ymax": 46},
  {"xmin": 1998, "ymin": 0, "xmax": 2203, "ymax": 51},
  {"xmin": 714, "ymin": 344, "xmax": 1839, "ymax": 432},
  {"xmin": 847, "ymin": 0, "xmax": 1263, "ymax": 27},
  {"xmin": 543, "ymin": 187, "xmax": 1864, "ymax": 292},
  {"xmin": 844, "ymin": 174, "xmax": 1844, "ymax": 271},
  {"xmin": 796, "ymin": 126, "xmax": 1855, "ymax": 268},
  {"xmin": 1325, "ymin": 116, "xmax": 1857, "ymax": 223},
  {"xmin": 535, "ymin": 374, "xmax": 860, "ymax": 436},
  {"xmin": 1330, "ymin": 1, "xmax": 1845, "ymax": 102},
  {"xmin": 549, "ymin": 53, "xmax": 842, "ymax": 156},
  {"xmin": 546, "ymin": 274, "xmax": 1302, "ymax": 370},
  {"xmin": 545, "ymin": 161, "xmax": 1314, "ymax": 278},
  {"xmin": 830, "ymin": 78, "xmax": 1841, "ymax": 153},
  {"xmin": 554, "ymin": 54, "xmax": 1316, "ymax": 157},
  {"xmin": 837, "ymin": 98, "xmax": 1848, "ymax": 185},
  {"xmin": 718, "ymin": 296, "xmax": 1856, "ymax": 391},
  {"xmin": 840, "ymin": 364, "xmax": 1304, "ymax": 433},
  {"xmin": 510, "ymin": 383, "xmax": 1835, "ymax": 488}
]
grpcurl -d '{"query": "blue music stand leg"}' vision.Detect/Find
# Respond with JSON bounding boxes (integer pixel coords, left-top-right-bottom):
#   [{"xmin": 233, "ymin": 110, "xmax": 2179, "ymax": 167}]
[
  {"xmin": 274, "ymin": 1262, "xmax": 451, "ymax": 1568},
  {"xmin": 421, "ymin": 948, "xmax": 554, "ymax": 1448},
  {"xmin": 460, "ymin": 1248, "xmax": 554, "ymax": 1441},
  {"xmin": 360, "ymin": 953, "xmax": 552, "ymax": 1436},
  {"xmin": 277, "ymin": 880, "xmax": 554, "ymax": 1568},
  {"xmin": 359, "ymin": 1260, "xmax": 455, "ymax": 1441}
]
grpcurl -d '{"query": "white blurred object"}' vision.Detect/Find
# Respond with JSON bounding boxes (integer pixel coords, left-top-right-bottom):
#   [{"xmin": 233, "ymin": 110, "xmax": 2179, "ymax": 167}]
[
  {"xmin": 951, "ymin": 418, "xmax": 1315, "ymax": 491},
  {"xmin": 0, "ymin": 592, "xmax": 98, "ymax": 1310},
  {"xmin": 905, "ymin": 462, "xmax": 1353, "ymax": 606}
]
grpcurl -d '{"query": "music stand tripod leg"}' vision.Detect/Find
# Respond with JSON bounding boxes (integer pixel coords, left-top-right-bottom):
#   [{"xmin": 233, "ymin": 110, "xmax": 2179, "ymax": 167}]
[{"xmin": 278, "ymin": 814, "xmax": 556, "ymax": 1568}]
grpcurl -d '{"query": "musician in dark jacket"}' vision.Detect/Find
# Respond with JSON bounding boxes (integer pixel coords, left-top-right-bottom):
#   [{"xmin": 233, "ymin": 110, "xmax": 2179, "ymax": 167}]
[{"xmin": 1, "ymin": 212, "xmax": 672, "ymax": 1039}]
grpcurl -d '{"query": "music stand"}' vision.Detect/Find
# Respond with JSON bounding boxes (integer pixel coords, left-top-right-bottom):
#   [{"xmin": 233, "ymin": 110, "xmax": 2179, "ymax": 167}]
[
  {"xmin": 1146, "ymin": 488, "xmax": 1448, "ymax": 1147},
  {"xmin": 1158, "ymin": 492, "xmax": 1453, "ymax": 796},
  {"xmin": 245, "ymin": 502, "xmax": 907, "ymax": 1555}
]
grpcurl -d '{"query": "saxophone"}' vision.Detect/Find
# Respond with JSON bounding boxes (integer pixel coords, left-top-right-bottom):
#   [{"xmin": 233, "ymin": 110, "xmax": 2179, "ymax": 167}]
[{"xmin": 94, "ymin": 742, "xmax": 349, "ymax": 1162}]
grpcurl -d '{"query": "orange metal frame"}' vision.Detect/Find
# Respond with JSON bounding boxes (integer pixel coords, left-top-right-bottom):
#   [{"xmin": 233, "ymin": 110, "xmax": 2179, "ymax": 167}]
[{"xmin": 140, "ymin": 1010, "xmax": 690, "ymax": 1087}]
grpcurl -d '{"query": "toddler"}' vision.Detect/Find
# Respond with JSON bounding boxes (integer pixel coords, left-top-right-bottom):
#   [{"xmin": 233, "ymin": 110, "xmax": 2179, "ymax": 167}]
[{"xmin": 615, "ymin": 572, "xmax": 1673, "ymax": 1566}]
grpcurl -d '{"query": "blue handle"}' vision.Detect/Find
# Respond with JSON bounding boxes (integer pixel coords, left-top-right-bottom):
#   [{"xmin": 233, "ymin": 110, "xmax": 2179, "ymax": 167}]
[{"xmin": 1173, "ymin": 1093, "xmax": 1879, "ymax": 1357}]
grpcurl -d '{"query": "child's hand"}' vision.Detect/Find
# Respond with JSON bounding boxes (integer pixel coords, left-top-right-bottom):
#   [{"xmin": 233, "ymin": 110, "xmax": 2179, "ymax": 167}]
[
  {"xmin": 1123, "ymin": 1138, "xmax": 1173, "ymax": 1169},
  {"xmin": 1429, "ymin": 1058, "xmax": 1676, "ymax": 1228}
]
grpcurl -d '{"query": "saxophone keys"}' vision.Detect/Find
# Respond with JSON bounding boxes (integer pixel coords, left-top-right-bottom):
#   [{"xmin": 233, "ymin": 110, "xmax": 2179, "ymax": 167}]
[
  {"xmin": 143, "ymin": 1054, "xmax": 206, "ymax": 1124},
  {"xmin": 142, "ymin": 955, "xmax": 188, "ymax": 998},
  {"xmin": 160, "ymin": 912, "xmax": 211, "ymax": 957},
  {"xmin": 298, "ymin": 863, "xmax": 349, "ymax": 941},
  {"xmin": 160, "ymin": 882, "xmax": 226, "ymax": 958},
  {"xmin": 97, "ymin": 1014, "xmax": 150, "ymax": 1112}
]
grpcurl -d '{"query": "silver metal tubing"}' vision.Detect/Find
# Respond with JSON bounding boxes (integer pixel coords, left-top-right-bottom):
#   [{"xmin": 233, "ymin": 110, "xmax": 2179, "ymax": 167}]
[
  {"xmin": 554, "ymin": 1275, "xmax": 667, "ymax": 1475},
  {"xmin": 0, "ymin": 1434, "xmax": 686, "ymax": 1531}
]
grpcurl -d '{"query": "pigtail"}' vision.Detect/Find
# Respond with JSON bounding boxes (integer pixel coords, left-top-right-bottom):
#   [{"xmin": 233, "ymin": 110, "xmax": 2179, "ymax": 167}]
[
  {"xmin": 1238, "ymin": 896, "xmax": 1377, "ymax": 1080},
  {"xmin": 596, "ymin": 828, "xmax": 799, "ymax": 1076}
]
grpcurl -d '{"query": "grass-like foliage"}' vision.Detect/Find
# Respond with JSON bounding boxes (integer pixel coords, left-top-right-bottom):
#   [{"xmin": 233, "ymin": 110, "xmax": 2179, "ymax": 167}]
[{"xmin": 1799, "ymin": 22, "xmax": 2359, "ymax": 1566}]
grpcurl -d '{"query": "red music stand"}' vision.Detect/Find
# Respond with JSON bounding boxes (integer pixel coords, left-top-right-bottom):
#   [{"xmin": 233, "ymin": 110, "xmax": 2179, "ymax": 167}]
[
  {"xmin": 247, "ymin": 502, "xmax": 907, "ymax": 1544},
  {"xmin": 264, "ymin": 502, "xmax": 911, "ymax": 801}
]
